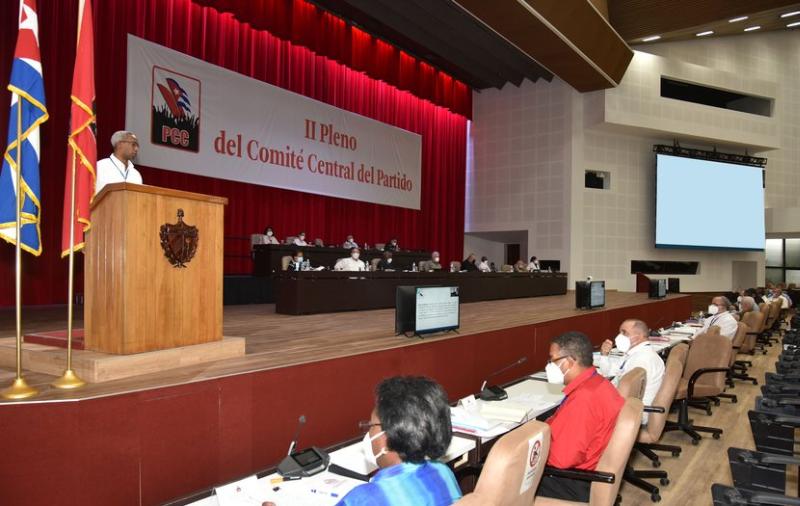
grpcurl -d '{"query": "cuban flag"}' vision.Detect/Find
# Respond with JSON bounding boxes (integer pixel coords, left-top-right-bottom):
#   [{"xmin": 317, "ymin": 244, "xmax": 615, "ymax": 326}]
[
  {"xmin": 0, "ymin": 0, "xmax": 48, "ymax": 256},
  {"xmin": 157, "ymin": 78, "xmax": 192, "ymax": 119}
]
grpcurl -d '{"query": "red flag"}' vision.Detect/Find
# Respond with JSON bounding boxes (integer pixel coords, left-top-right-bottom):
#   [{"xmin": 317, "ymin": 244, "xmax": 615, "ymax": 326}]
[{"xmin": 61, "ymin": 0, "xmax": 96, "ymax": 257}]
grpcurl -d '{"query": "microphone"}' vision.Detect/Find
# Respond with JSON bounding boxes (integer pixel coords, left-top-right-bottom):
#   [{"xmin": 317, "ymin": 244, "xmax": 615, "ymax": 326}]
[
  {"xmin": 287, "ymin": 415, "xmax": 306, "ymax": 456},
  {"xmin": 479, "ymin": 357, "xmax": 528, "ymax": 401}
]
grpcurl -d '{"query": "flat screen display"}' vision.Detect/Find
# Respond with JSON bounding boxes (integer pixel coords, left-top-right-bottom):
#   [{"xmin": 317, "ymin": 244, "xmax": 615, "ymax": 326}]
[
  {"xmin": 415, "ymin": 286, "xmax": 460, "ymax": 334},
  {"xmin": 590, "ymin": 281, "xmax": 606, "ymax": 307},
  {"xmin": 656, "ymin": 154, "xmax": 764, "ymax": 250}
]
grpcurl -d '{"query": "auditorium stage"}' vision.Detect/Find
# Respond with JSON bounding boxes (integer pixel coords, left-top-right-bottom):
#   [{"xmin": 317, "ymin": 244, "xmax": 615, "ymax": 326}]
[{"xmin": 0, "ymin": 291, "xmax": 689, "ymax": 404}]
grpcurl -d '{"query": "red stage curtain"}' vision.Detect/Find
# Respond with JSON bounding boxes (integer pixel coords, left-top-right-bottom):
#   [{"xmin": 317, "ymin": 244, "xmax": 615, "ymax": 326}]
[
  {"xmin": 191, "ymin": 0, "xmax": 472, "ymax": 119},
  {"xmin": 0, "ymin": 0, "xmax": 468, "ymax": 306}
]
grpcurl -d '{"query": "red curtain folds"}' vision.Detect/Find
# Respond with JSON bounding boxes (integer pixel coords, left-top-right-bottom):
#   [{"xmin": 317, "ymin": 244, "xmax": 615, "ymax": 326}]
[
  {"xmin": 0, "ymin": 0, "xmax": 468, "ymax": 306},
  {"xmin": 191, "ymin": 0, "xmax": 472, "ymax": 119}
]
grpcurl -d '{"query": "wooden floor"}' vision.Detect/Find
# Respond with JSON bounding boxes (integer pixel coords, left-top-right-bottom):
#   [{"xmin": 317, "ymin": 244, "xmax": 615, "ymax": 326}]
[
  {"xmin": 623, "ymin": 323, "xmax": 797, "ymax": 505},
  {"xmin": 0, "ymin": 291, "xmax": 680, "ymax": 403}
]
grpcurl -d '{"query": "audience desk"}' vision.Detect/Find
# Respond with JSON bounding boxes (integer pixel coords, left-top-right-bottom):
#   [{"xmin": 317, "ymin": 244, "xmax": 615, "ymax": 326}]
[{"xmin": 275, "ymin": 270, "xmax": 568, "ymax": 315}]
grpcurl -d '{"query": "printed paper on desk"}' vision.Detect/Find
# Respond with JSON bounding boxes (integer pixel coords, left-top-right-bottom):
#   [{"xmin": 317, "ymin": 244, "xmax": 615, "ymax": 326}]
[
  {"xmin": 215, "ymin": 475, "xmax": 263, "ymax": 506},
  {"xmin": 519, "ymin": 433, "xmax": 545, "ymax": 494}
]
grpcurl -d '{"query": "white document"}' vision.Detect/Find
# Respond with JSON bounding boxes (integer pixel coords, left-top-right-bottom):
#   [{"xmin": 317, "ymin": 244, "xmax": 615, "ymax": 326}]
[{"xmin": 214, "ymin": 475, "xmax": 264, "ymax": 506}]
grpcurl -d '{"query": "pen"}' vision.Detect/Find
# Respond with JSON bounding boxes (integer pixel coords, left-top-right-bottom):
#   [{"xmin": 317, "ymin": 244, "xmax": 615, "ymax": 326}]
[{"xmin": 310, "ymin": 488, "xmax": 339, "ymax": 498}]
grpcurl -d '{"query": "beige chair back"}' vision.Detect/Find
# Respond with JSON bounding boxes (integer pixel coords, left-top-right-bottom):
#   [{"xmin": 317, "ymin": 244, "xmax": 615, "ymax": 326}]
[
  {"xmin": 450, "ymin": 261, "xmax": 462, "ymax": 272},
  {"xmin": 281, "ymin": 255, "xmax": 292, "ymax": 271},
  {"xmin": 742, "ymin": 310, "xmax": 766, "ymax": 336},
  {"xmin": 370, "ymin": 258, "xmax": 381, "ymax": 270},
  {"xmin": 250, "ymin": 234, "xmax": 266, "ymax": 247},
  {"xmin": 501, "ymin": 264, "xmax": 514, "ymax": 272},
  {"xmin": 375, "ymin": 243, "xmax": 385, "ymax": 250},
  {"xmin": 284, "ymin": 235, "xmax": 297, "ymax": 245},
  {"xmin": 640, "ymin": 345, "xmax": 685, "ymax": 443},
  {"xmin": 616, "ymin": 367, "xmax": 646, "ymax": 400},
  {"xmin": 729, "ymin": 322, "xmax": 748, "ymax": 366},
  {"xmin": 683, "ymin": 332, "xmax": 731, "ymax": 394},
  {"xmin": 590, "ymin": 398, "xmax": 644, "ymax": 506},
  {"xmin": 769, "ymin": 299, "xmax": 782, "ymax": 324},
  {"xmin": 457, "ymin": 421, "xmax": 551, "ymax": 506}
]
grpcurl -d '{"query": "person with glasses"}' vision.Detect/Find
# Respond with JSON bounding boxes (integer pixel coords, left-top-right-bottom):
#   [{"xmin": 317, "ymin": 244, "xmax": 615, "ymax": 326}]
[
  {"xmin": 536, "ymin": 331, "xmax": 624, "ymax": 502},
  {"xmin": 335, "ymin": 376, "xmax": 462, "ymax": 506},
  {"xmin": 95, "ymin": 130, "xmax": 144, "ymax": 195}
]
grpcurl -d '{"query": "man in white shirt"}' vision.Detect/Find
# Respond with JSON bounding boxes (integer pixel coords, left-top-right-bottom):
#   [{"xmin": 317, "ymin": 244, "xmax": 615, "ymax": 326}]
[
  {"xmin": 597, "ymin": 319, "xmax": 665, "ymax": 424},
  {"xmin": 701, "ymin": 296, "xmax": 739, "ymax": 339},
  {"xmin": 334, "ymin": 247, "xmax": 366, "ymax": 271},
  {"xmin": 342, "ymin": 235, "xmax": 358, "ymax": 249},
  {"xmin": 95, "ymin": 131, "xmax": 144, "ymax": 195},
  {"xmin": 292, "ymin": 232, "xmax": 308, "ymax": 246}
]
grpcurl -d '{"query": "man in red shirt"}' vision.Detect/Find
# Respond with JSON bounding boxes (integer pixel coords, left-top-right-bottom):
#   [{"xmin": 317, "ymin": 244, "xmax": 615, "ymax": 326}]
[{"xmin": 536, "ymin": 331, "xmax": 625, "ymax": 502}]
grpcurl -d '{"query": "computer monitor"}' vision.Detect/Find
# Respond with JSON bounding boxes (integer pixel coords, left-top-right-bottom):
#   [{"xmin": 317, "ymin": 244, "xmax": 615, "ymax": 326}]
[
  {"xmin": 576, "ymin": 280, "xmax": 605, "ymax": 309},
  {"xmin": 395, "ymin": 286, "xmax": 460, "ymax": 335},
  {"xmin": 649, "ymin": 279, "xmax": 667, "ymax": 299}
]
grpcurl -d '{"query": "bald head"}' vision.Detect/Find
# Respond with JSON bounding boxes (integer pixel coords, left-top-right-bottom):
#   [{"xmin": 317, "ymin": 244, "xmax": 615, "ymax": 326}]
[{"xmin": 620, "ymin": 319, "xmax": 649, "ymax": 346}]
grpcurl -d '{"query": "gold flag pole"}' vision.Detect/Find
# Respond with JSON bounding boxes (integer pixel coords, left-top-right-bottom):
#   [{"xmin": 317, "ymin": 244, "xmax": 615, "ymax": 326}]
[
  {"xmin": 52, "ymin": 147, "xmax": 85, "ymax": 389},
  {"xmin": 1, "ymin": 94, "xmax": 38, "ymax": 400}
]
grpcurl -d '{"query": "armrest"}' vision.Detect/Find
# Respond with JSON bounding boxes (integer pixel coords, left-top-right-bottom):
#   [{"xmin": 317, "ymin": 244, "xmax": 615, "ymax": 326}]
[
  {"xmin": 644, "ymin": 406, "xmax": 666, "ymax": 413},
  {"xmin": 687, "ymin": 367, "xmax": 730, "ymax": 398},
  {"xmin": 543, "ymin": 466, "xmax": 615, "ymax": 484},
  {"xmin": 748, "ymin": 492, "xmax": 800, "ymax": 506}
]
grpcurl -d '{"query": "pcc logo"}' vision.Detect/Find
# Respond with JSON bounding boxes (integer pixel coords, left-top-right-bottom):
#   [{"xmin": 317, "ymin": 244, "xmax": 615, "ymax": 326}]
[{"xmin": 151, "ymin": 66, "xmax": 200, "ymax": 152}]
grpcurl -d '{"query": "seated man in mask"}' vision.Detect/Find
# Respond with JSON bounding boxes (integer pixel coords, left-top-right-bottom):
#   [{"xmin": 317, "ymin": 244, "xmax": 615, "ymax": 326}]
[
  {"xmin": 597, "ymin": 319, "xmax": 664, "ymax": 424},
  {"xmin": 701, "ymin": 296, "xmax": 738, "ymax": 339},
  {"xmin": 335, "ymin": 376, "xmax": 462, "ymax": 506},
  {"xmin": 537, "ymin": 331, "xmax": 624, "ymax": 502},
  {"xmin": 377, "ymin": 250, "xmax": 395, "ymax": 271},
  {"xmin": 334, "ymin": 247, "xmax": 367, "ymax": 271},
  {"xmin": 419, "ymin": 252, "xmax": 442, "ymax": 272}
]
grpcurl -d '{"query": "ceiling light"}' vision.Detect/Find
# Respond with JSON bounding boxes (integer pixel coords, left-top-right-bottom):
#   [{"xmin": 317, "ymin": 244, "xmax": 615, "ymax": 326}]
[
  {"xmin": 729, "ymin": 16, "xmax": 749, "ymax": 23},
  {"xmin": 780, "ymin": 11, "xmax": 800, "ymax": 18},
  {"xmin": 642, "ymin": 35, "xmax": 661, "ymax": 42},
  {"xmin": 744, "ymin": 25, "xmax": 761, "ymax": 32},
  {"xmin": 788, "ymin": 21, "xmax": 800, "ymax": 27},
  {"xmin": 696, "ymin": 30, "xmax": 714, "ymax": 36}
]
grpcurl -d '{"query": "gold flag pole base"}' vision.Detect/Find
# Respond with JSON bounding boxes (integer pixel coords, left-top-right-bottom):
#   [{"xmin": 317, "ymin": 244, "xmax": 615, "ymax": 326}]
[
  {"xmin": 51, "ymin": 368, "xmax": 85, "ymax": 390},
  {"xmin": 1, "ymin": 376, "xmax": 39, "ymax": 400}
]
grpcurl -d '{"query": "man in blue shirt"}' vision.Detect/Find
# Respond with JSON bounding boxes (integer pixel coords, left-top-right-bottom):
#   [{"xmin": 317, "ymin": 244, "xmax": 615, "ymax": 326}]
[{"xmin": 336, "ymin": 376, "xmax": 462, "ymax": 506}]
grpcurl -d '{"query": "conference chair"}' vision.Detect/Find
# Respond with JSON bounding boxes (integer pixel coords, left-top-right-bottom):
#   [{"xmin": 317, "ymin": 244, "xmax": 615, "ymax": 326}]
[
  {"xmin": 534, "ymin": 398, "xmax": 643, "ymax": 506},
  {"xmin": 500, "ymin": 264, "xmax": 514, "ymax": 272},
  {"xmin": 280, "ymin": 255, "xmax": 292, "ymax": 271},
  {"xmin": 284, "ymin": 235, "xmax": 297, "ymax": 245},
  {"xmin": 616, "ymin": 367, "xmax": 646, "ymax": 400},
  {"xmin": 740, "ymin": 310, "xmax": 767, "ymax": 365},
  {"xmin": 370, "ymin": 258, "xmax": 381, "ymax": 271},
  {"xmin": 374, "ymin": 243, "xmax": 385, "ymax": 250},
  {"xmin": 713, "ymin": 322, "xmax": 748, "ymax": 403},
  {"xmin": 663, "ymin": 331, "xmax": 731, "ymax": 444},
  {"xmin": 623, "ymin": 344, "xmax": 686, "ymax": 502},
  {"xmin": 450, "ymin": 261, "xmax": 462, "ymax": 272},
  {"xmin": 455, "ymin": 421, "xmax": 551, "ymax": 506}
]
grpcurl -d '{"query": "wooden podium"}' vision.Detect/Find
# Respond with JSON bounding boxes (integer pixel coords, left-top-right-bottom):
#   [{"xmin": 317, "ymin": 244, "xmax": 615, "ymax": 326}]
[{"xmin": 85, "ymin": 183, "xmax": 228, "ymax": 354}]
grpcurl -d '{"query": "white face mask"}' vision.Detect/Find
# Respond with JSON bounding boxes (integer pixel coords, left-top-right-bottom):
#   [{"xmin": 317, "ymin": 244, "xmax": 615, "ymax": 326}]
[
  {"xmin": 707, "ymin": 304, "xmax": 719, "ymax": 315},
  {"xmin": 433, "ymin": 257, "xmax": 440, "ymax": 263},
  {"xmin": 352, "ymin": 252, "xmax": 360, "ymax": 260},
  {"xmin": 545, "ymin": 361, "xmax": 566, "ymax": 385},
  {"xmin": 387, "ymin": 258, "xmax": 392, "ymax": 263},
  {"xmin": 299, "ymin": 236, "xmax": 305, "ymax": 241},
  {"xmin": 361, "ymin": 431, "xmax": 386, "ymax": 468},
  {"xmin": 614, "ymin": 333, "xmax": 631, "ymax": 353},
  {"xmin": 266, "ymin": 231, "xmax": 273, "ymax": 237},
  {"xmin": 348, "ymin": 238, "xmax": 354, "ymax": 243},
  {"xmin": 296, "ymin": 256, "xmax": 303, "ymax": 262}
]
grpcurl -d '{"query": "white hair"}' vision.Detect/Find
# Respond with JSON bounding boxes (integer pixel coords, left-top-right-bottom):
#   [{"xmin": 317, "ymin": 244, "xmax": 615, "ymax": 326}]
[{"xmin": 110, "ymin": 130, "xmax": 135, "ymax": 148}]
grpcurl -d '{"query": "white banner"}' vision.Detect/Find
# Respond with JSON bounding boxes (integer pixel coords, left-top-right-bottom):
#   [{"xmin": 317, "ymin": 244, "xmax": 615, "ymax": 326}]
[{"xmin": 125, "ymin": 35, "xmax": 422, "ymax": 209}]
